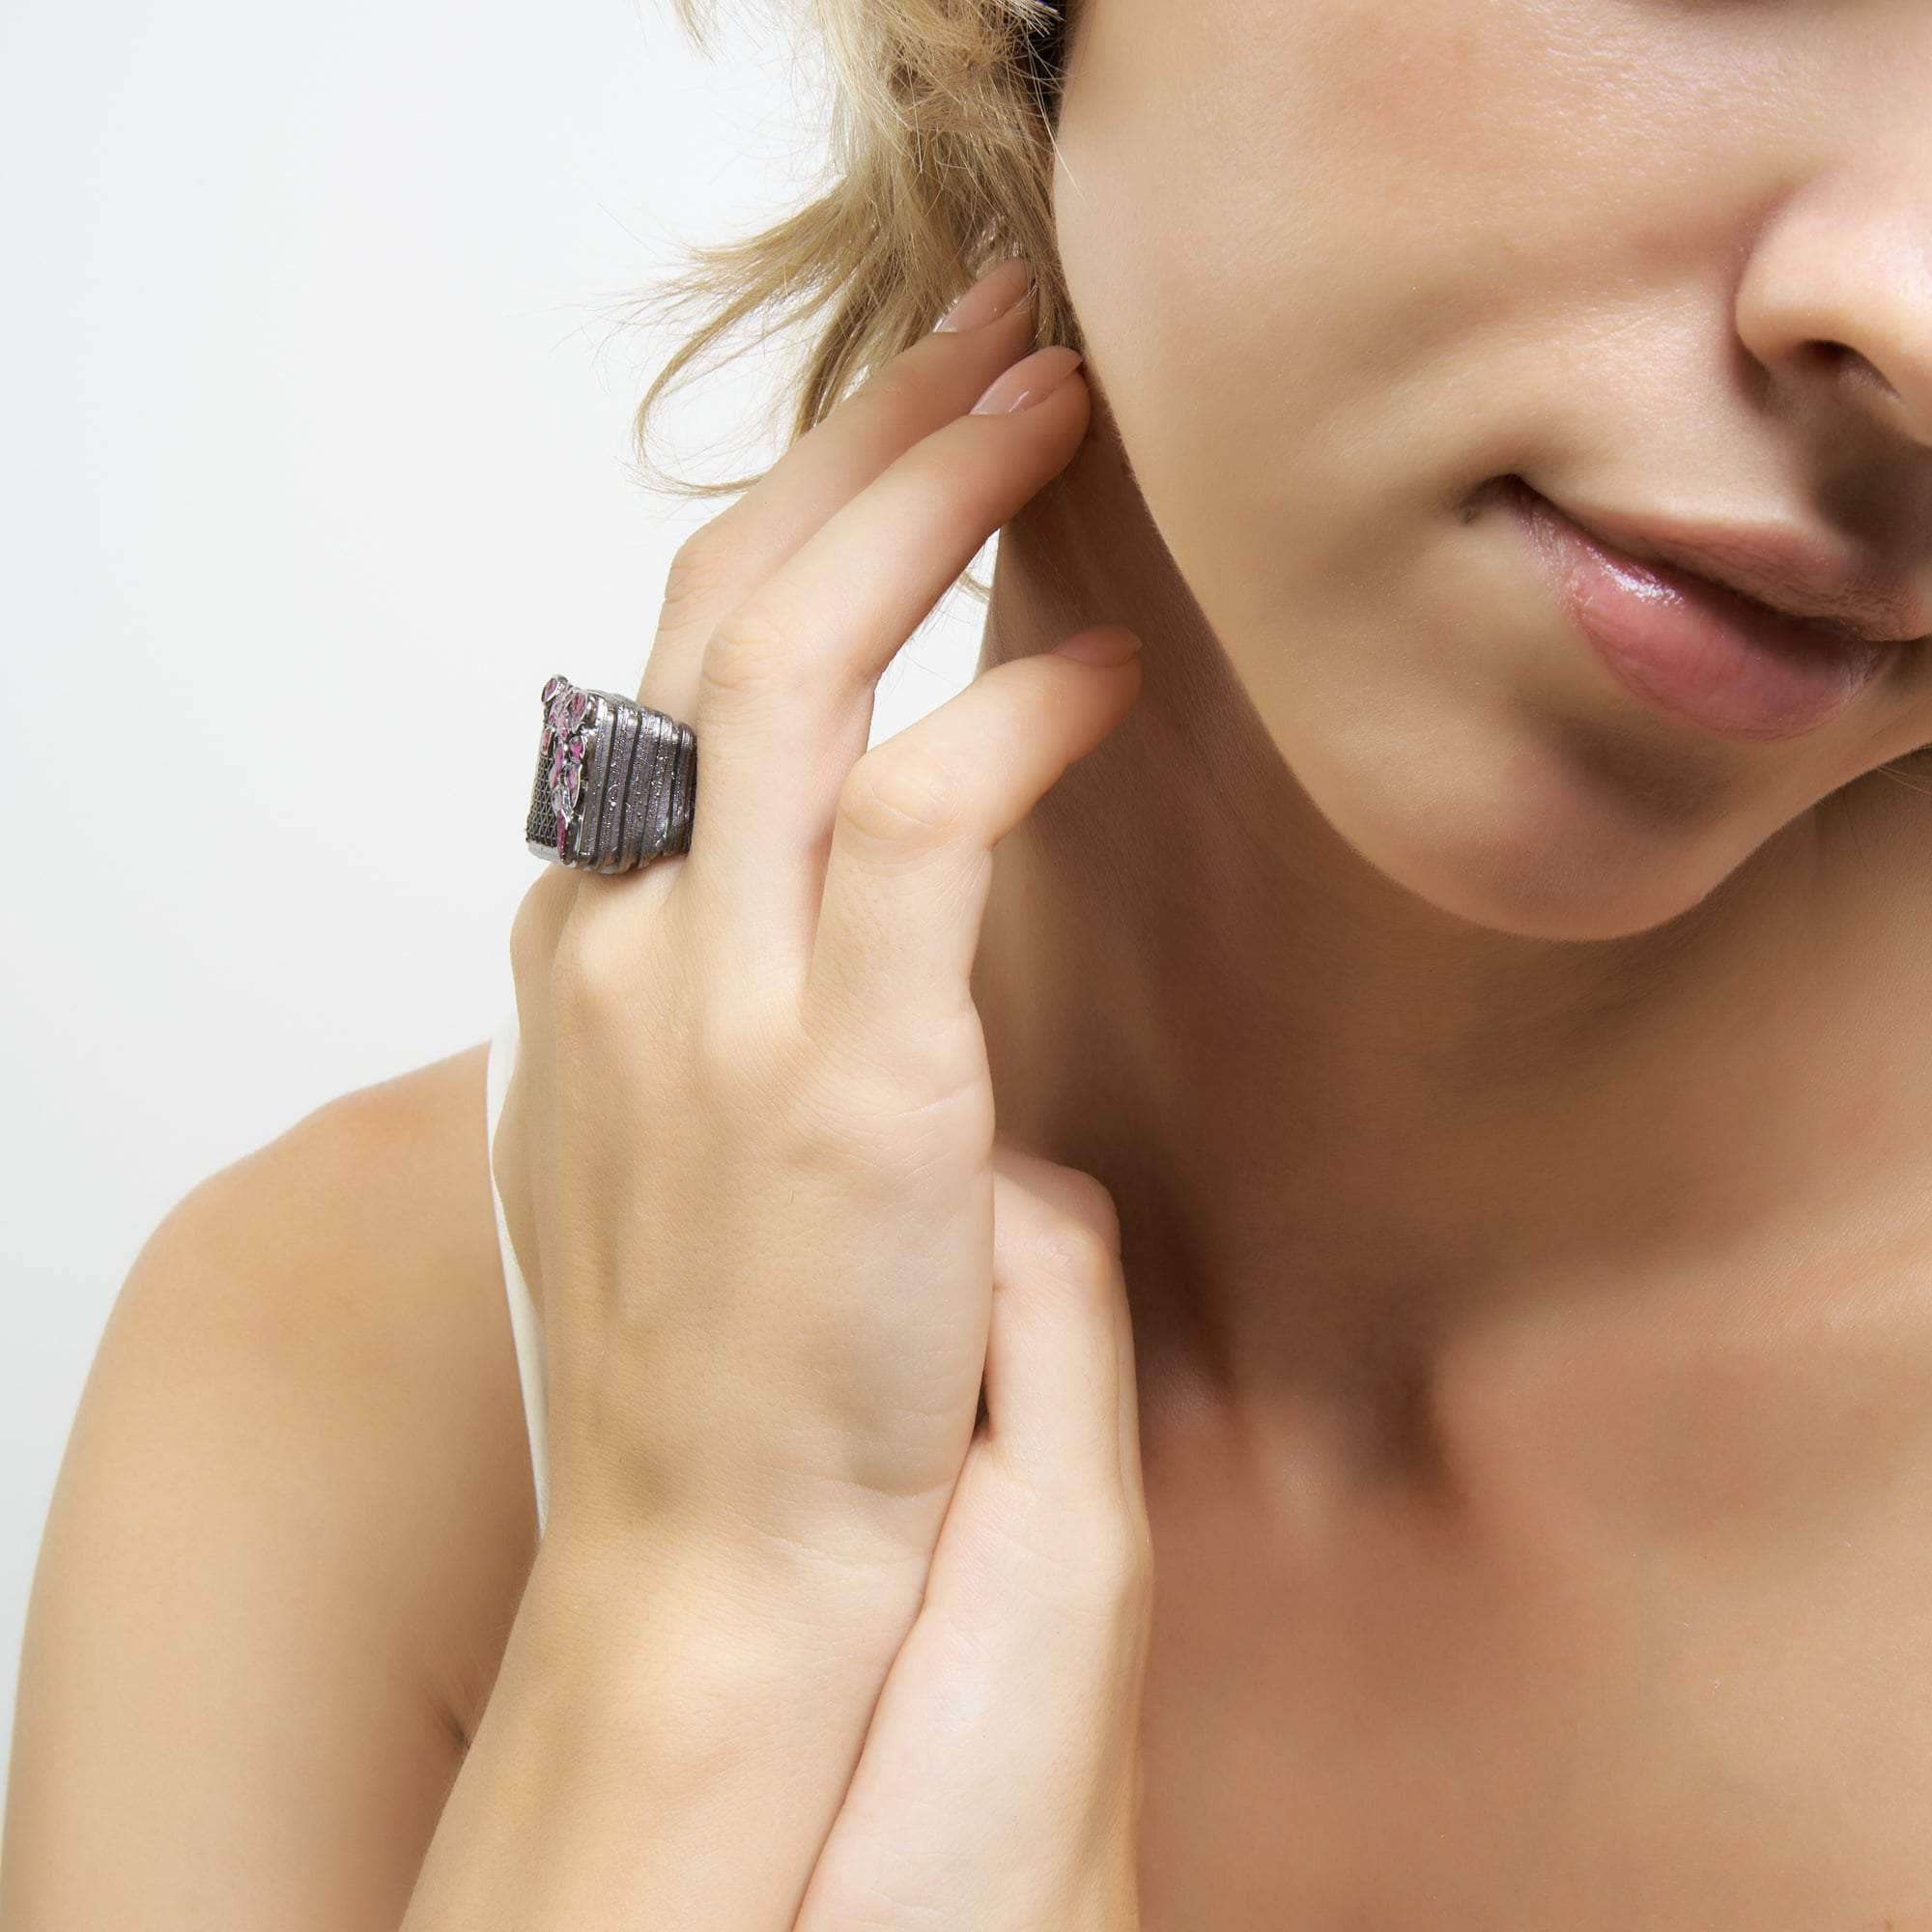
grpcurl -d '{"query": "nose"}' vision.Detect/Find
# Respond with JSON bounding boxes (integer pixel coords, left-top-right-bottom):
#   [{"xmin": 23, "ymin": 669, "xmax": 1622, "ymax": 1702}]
[
  {"xmin": 1802, "ymin": 339, "xmax": 1929, "ymax": 447},
  {"xmin": 1734, "ymin": 157, "xmax": 1932, "ymax": 450}
]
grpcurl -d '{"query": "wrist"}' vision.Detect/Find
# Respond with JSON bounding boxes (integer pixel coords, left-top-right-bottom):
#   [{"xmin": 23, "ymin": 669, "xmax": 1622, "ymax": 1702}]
[{"xmin": 520, "ymin": 1512, "xmax": 929, "ymax": 1728}]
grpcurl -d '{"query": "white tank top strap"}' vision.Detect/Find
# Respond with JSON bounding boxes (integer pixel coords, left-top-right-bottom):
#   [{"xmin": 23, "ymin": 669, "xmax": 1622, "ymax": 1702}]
[{"xmin": 485, "ymin": 1009, "xmax": 550, "ymax": 1539}]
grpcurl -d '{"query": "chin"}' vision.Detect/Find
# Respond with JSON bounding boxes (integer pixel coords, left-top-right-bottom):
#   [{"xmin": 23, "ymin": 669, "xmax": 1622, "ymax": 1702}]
[{"xmin": 1303, "ymin": 700, "xmax": 1809, "ymax": 944}]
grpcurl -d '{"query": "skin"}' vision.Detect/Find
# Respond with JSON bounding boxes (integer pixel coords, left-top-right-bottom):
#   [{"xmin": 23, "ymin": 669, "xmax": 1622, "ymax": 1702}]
[
  {"xmin": 10, "ymin": 2, "xmax": 1932, "ymax": 1925},
  {"xmin": 957, "ymin": 0, "xmax": 1932, "ymax": 1920}
]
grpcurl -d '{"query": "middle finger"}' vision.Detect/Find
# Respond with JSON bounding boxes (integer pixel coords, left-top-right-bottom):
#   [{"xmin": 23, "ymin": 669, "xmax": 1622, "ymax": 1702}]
[
  {"xmin": 632, "ymin": 257, "xmax": 1039, "ymax": 749},
  {"xmin": 677, "ymin": 337, "xmax": 1094, "ymax": 999}
]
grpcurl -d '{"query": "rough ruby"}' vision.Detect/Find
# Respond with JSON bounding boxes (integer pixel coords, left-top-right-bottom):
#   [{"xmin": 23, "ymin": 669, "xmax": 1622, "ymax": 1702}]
[
  {"xmin": 539, "ymin": 678, "xmax": 593, "ymax": 863},
  {"xmin": 549, "ymin": 739, "xmax": 584, "ymax": 792}
]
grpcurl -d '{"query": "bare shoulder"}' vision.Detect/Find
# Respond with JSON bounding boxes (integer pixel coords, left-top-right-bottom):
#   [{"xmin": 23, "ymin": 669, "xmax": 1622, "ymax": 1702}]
[
  {"xmin": 4, "ymin": 1037, "xmax": 538, "ymax": 1924},
  {"xmin": 183, "ymin": 1037, "xmax": 543, "ymax": 1734},
  {"xmin": 279, "ymin": 1039, "xmax": 543, "ymax": 1726}
]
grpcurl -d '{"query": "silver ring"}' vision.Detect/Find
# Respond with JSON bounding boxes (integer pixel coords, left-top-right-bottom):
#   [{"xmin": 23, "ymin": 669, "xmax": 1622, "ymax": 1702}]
[{"xmin": 525, "ymin": 673, "xmax": 696, "ymax": 873}]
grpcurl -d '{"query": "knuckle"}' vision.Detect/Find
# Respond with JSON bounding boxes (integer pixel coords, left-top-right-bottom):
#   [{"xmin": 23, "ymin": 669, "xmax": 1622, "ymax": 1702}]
[
  {"xmin": 1055, "ymin": 1170, "xmax": 1124, "ymax": 1253},
  {"xmin": 658, "ymin": 520, "xmax": 737, "ymax": 628},
  {"xmin": 891, "ymin": 440, "xmax": 1001, "ymax": 535},
  {"xmin": 837, "ymin": 745, "xmax": 971, "ymax": 850},
  {"xmin": 548, "ymin": 903, "xmax": 639, "ymax": 1028},
  {"xmin": 698, "ymin": 607, "xmax": 799, "ymax": 705},
  {"xmin": 1026, "ymin": 1216, "xmax": 1122, "ymax": 1299},
  {"xmin": 507, "ymin": 868, "xmax": 574, "ymax": 991},
  {"xmin": 849, "ymin": 352, "xmax": 934, "ymax": 426}
]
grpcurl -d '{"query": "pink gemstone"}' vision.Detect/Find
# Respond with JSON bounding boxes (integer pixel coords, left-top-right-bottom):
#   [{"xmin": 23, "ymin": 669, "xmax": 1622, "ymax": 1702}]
[
  {"xmin": 542, "ymin": 674, "xmax": 569, "ymax": 704},
  {"xmin": 554, "ymin": 818, "xmax": 570, "ymax": 859},
  {"xmin": 565, "ymin": 692, "xmax": 589, "ymax": 728},
  {"xmin": 549, "ymin": 740, "xmax": 581, "ymax": 790}
]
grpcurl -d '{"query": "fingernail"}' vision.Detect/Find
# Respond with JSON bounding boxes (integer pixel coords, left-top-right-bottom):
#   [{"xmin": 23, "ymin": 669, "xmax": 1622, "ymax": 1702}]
[
  {"xmin": 933, "ymin": 256, "xmax": 1036, "ymax": 333},
  {"xmin": 1053, "ymin": 628, "xmax": 1143, "ymax": 667},
  {"xmin": 970, "ymin": 345, "xmax": 1085, "ymax": 415}
]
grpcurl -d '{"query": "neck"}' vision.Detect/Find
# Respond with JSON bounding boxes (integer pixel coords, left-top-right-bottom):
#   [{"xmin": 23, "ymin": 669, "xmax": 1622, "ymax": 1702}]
[{"xmin": 968, "ymin": 406, "xmax": 1932, "ymax": 1483}]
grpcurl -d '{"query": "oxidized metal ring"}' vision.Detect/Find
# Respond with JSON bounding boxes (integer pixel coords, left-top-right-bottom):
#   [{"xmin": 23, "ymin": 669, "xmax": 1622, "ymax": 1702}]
[{"xmin": 525, "ymin": 673, "xmax": 696, "ymax": 872}]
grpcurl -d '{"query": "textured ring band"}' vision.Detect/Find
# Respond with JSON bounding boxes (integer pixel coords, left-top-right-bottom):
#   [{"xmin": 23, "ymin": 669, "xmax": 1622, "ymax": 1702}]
[{"xmin": 525, "ymin": 672, "xmax": 697, "ymax": 872}]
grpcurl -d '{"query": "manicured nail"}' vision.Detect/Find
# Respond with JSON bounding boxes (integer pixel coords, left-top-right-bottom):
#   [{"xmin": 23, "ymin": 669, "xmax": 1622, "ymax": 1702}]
[
  {"xmin": 933, "ymin": 256, "xmax": 1035, "ymax": 332},
  {"xmin": 970, "ymin": 346, "xmax": 1085, "ymax": 415},
  {"xmin": 1053, "ymin": 628, "xmax": 1143, "ymax": 667}
]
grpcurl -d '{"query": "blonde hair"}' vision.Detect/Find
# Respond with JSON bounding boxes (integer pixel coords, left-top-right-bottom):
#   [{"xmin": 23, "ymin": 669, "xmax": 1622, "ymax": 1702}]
[{"xmin": 622, "ymin": 0, "xmax": 1073, "ymax": 527}]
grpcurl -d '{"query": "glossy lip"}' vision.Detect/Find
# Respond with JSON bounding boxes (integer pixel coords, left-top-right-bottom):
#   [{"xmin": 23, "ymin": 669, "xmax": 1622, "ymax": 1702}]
[
  {"xmin": 1509, "ymin": 480, "xmax": 1902, "ymax": 743},
  {"xmin": 1525, "ymin": 487, "xmax": 1932, "ymax": 648}
]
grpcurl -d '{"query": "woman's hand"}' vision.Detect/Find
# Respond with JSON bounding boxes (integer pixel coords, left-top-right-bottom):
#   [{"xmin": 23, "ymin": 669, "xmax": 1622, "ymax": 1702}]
[
  {"xmin": 794, "ymin": 1138, "xmax": 1153, "ymax": 1932},
  {"xmin": 493, "ymin": 251, "xmax": 1144, "ymax": 1604}
]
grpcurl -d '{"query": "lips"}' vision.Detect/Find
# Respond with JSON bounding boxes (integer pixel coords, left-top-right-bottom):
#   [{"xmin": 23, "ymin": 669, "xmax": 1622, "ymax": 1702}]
[
  {"xmin": 1509, "ymin": 481, "xmax": 1903, "ymax": 742},
  {"xmin": 1516, "ymin": 482, "xmax": 1932, "ymax": 649}
]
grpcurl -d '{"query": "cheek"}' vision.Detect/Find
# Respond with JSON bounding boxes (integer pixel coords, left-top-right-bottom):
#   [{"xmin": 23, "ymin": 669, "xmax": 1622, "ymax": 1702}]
[
  {"xmin": 1053, "ymin": 0, "xmax": 1585, "ymax": 609},
  {"xmin": 1053, "ymin": 0, "xmax": 1743, "ymax": 696}
]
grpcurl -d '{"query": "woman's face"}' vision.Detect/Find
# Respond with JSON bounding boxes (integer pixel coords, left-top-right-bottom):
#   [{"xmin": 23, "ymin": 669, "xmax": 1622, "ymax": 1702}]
[{"xmin": 1053, "ymin": 0, "xmax": 1932, "ymax": 940}]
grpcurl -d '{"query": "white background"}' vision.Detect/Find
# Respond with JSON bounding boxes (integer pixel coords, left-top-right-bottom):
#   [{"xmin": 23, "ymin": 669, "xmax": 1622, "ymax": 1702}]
[{"xmin": 0, "ymin": 0, "xmax": 993, "ymax": 1821}]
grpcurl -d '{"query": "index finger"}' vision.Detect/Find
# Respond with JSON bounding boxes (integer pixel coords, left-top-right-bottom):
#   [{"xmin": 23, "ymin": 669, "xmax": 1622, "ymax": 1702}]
[{"xmin": 633, "ymin": 257, "xmax": 1040, "ymax": 731}]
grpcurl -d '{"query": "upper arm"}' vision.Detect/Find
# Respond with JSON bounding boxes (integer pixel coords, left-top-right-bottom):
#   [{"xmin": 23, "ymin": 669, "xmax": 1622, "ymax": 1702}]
[{"xmin": 1, "ymin": 1049, "xmax": 536, "ymax": 1929}]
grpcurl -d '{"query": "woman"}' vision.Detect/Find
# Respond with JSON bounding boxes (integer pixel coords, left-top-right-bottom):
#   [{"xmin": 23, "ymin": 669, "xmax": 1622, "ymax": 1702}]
[{"xmin": 9, "ymin": 0, "xmax": 1932, "ymax": 1921}]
